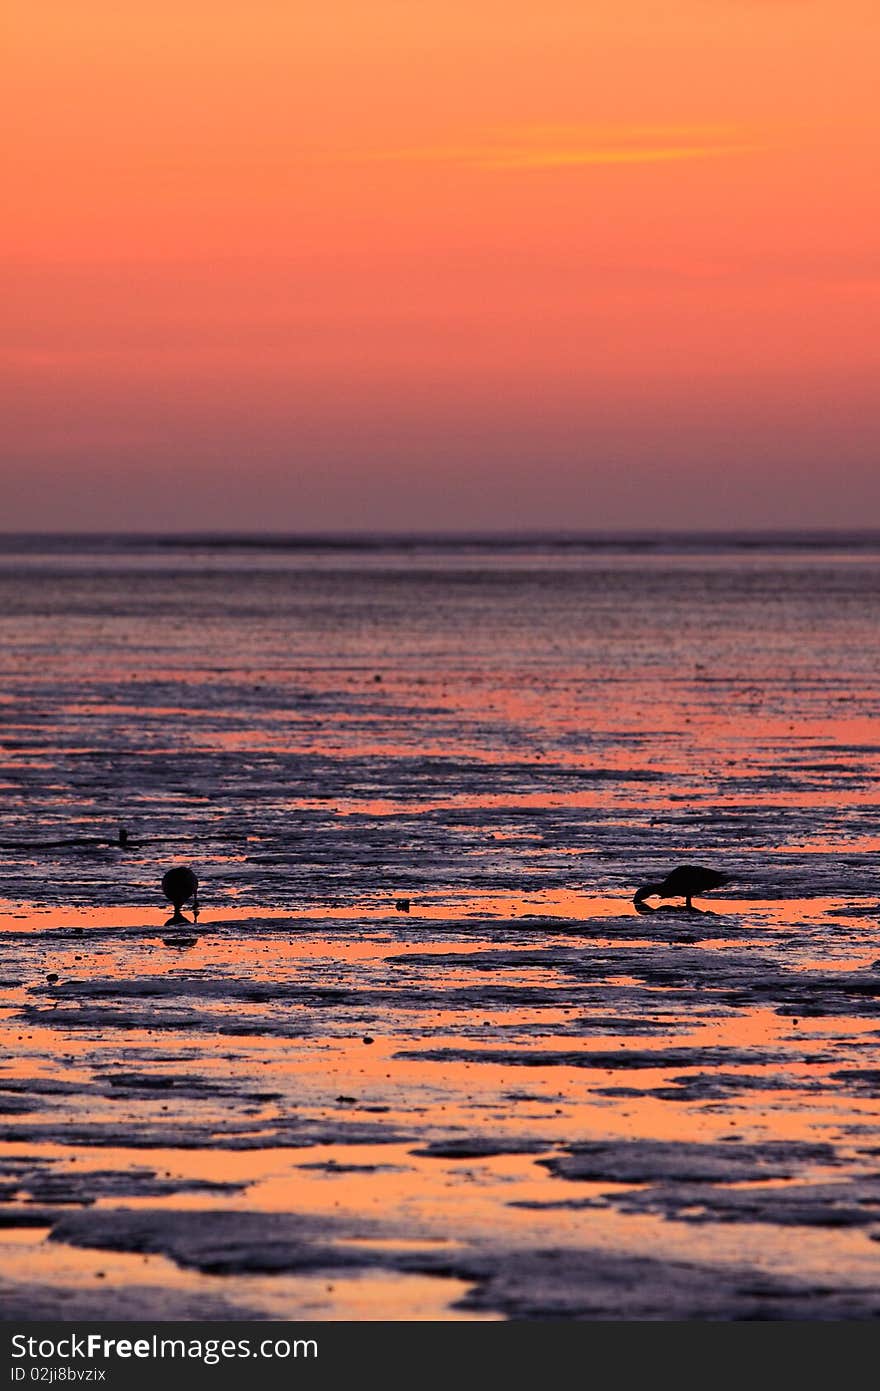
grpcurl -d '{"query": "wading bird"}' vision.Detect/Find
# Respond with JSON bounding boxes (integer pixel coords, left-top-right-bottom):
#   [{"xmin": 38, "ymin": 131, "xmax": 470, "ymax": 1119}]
[
  {"xmin": 633, "ymin": 864, "xmax": 731, "ymax": 911},
  {"xmin": 161, "ymin": 866, "xmax": 200, "ymax": 926}
]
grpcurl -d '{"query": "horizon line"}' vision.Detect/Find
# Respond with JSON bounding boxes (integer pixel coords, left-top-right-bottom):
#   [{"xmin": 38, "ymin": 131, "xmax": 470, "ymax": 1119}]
[{"xmin": 1, "ymin": 527, "xmax": 880, "ymax": 545}]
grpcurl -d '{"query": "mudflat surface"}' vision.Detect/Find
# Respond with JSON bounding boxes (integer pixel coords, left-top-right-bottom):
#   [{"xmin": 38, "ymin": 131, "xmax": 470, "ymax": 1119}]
[{"xmin": 1, "ymin": 538, "xmax": 879, "ymax": 1319}]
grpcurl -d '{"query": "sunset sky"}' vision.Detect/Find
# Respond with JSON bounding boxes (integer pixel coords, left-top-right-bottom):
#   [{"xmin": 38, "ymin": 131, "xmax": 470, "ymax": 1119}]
[{"xmin": 3, "ymin": 2, "xmax": 879, "ymax": 531}]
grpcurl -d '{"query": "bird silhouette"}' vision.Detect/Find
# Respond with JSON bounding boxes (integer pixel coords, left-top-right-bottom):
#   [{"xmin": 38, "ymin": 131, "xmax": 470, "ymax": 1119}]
[
  {"xmin": 633, "ymin": 864, "xmax": 731, "ymax": 911},
  {"xmin": 161, "ymin": 867, "xmax": 200, "ymax": 926}
]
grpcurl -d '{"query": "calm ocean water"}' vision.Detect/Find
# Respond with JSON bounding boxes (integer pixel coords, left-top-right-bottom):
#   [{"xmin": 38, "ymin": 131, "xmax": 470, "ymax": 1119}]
[{"xmin": 1, "ymin": 532, "xmax": 879, "ymax": 910}]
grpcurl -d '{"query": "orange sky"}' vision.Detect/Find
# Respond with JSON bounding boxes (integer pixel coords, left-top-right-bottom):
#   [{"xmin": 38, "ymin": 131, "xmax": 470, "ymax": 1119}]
[{"xmin": 3, "ymin": 2, "xmax": 879, "ymax": 530}]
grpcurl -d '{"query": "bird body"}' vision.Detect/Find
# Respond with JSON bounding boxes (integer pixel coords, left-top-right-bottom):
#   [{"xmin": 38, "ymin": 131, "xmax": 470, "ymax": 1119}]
[
  {"xmin": 633, "ymin": 864, "xmax": 730, "ymax": 910},
  {"xmin": 161, "ymin": 867, "xmax": 199, "ymax": 925}
]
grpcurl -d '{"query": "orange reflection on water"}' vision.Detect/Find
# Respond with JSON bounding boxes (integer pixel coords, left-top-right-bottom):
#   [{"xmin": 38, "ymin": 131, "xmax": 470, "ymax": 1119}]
[{"xmin": 1, "ymin": 879, "xmax": 879, "ymax": 1316}]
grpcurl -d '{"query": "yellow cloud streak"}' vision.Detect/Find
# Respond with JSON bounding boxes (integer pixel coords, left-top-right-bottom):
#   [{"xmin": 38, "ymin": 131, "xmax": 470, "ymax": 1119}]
[
  {"xmin": 374, "ymin": 125, "xmax": 757, "ymax": 170},
  {"xmin": 474, "ymin": 143, "xmax": 756, "ymax": 169}
]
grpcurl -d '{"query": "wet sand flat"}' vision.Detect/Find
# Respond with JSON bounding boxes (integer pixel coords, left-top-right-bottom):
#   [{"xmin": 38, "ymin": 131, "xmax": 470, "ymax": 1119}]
[{"xmin": 1, "ymin": 535, "xmax": 879, "ymax": 1319}]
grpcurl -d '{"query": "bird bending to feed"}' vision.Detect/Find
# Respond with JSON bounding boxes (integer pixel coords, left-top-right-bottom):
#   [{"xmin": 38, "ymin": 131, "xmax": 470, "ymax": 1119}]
[
  {"xmin": 161, "ymin": 866, "xmax": 200, "ymax": 925},
  {"xmin": 633, "ymin": 864, "xmax": 731, "ymax": 911}
]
